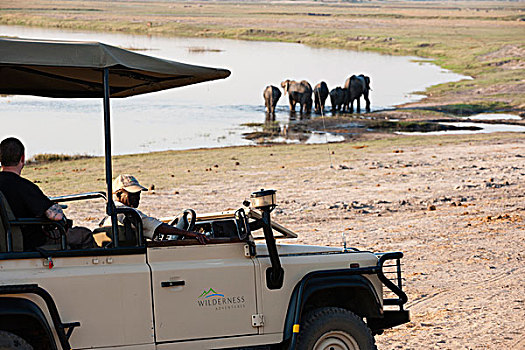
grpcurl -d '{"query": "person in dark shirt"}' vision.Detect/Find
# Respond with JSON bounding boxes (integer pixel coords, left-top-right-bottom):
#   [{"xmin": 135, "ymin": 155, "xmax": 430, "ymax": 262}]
[{"xmin": 0, "ymin": 137, "xmax": 93, "ymax": 250}]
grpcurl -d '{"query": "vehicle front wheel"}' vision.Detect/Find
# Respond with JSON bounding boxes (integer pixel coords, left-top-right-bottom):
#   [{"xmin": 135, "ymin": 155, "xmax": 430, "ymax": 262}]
[
  {"xmin": 296, "ymin": 307, "xmax": 377, "ymax": 350},
  {"xmin": 0, "ymin": 330, "xmax": 33, "ymax": 350}
]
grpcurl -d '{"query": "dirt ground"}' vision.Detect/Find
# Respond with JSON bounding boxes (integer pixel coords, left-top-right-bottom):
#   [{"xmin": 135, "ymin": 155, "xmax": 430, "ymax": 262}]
[{"xmin": 62, "ymin": 133, "xmax": 524, "ymax": 349}]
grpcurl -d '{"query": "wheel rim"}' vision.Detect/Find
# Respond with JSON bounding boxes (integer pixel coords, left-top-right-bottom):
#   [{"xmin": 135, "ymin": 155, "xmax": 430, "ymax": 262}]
[{"xmin": 313, "ymin": 330, "xmax": 360, "ymax": 350}]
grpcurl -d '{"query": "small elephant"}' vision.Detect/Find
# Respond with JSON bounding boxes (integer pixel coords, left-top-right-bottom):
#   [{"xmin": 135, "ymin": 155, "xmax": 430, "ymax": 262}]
[
  {"xmin": 263, "ymin": 85, "xmax": 282, "ymax": 115},
  {"xmin": 313, "ymin": 81, "xmax": 329, "ymax": 114},
  {"xmin": 281, "ymin": 79, "xmax": 313, "ymax": 114},
  {"xmin": 329, "ymin": 87, "xmax": 347, "ymax": 113},
  {"xmin": 343, "ymin": 74, "xmax": 371, "ymax": 113}
]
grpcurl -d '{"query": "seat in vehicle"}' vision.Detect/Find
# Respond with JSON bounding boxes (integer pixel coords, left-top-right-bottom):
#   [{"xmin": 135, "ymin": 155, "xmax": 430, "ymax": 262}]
[
  {"xmin": 93, "ymin": 216, "xmax": 139, "ymax": 247},
  {"xmin": 0, "ymin": 191, "xmax": 24, "ymax": 252}
]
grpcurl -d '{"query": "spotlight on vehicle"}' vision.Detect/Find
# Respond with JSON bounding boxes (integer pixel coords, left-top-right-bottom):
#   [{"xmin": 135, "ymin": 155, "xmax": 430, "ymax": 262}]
[{"xmin": 250, "ymin": 189, "xmax": 277, "ymax": 212}]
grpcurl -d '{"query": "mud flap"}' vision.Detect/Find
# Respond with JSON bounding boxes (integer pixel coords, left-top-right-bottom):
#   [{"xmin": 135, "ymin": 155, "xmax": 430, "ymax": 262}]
[{"xmin": 367, "ymin": 310, "xmax": 410, "ymax": 334}]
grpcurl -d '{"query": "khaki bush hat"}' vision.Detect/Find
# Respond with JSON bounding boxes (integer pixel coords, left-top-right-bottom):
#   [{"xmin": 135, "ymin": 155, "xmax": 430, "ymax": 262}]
[{"xmin": 113, "ymin": 174, "xmax": 148, "ymax": 193}]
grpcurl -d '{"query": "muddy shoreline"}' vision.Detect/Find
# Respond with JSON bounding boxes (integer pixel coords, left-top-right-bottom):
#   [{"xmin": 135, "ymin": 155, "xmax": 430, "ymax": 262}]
[{"xmin": 243, "ymin": 107, "xmax": 525, "ymax": 144}]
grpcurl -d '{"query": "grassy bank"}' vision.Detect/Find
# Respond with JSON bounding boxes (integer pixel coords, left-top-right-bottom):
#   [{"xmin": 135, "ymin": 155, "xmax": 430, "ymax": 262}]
[
  {"xmin": 1, "ymin": 0, "xmax": 524, "ymax": 111},
  {"xmin": 24, "ymin": 132, "xmax": 520, "ymax": 196}
]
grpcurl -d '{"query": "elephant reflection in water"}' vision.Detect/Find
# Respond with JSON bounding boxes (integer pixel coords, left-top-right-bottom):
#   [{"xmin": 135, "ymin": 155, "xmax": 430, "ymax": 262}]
[
  {"xmin": 263, "ymin": 113, "xmax": 281, "ymax": 131},
  {"xmin": 288, "ymin": 109, "xmax": 311, "ymax": 121},
  {"xmin": 263, "ymin": 112, "xmax": 289, "ymax": 139}
]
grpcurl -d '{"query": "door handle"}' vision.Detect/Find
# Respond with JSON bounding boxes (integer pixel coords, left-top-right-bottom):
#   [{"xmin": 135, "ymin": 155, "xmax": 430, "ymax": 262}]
[{"xmin": 161, "ymin": 280, "xmax": 185, "ymax": 287}]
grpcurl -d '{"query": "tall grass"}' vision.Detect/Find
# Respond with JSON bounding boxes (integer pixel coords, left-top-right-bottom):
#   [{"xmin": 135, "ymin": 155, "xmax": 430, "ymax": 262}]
[{"xmin": 27, "ymin": 153, "xmax": 94, "ymax": 165}]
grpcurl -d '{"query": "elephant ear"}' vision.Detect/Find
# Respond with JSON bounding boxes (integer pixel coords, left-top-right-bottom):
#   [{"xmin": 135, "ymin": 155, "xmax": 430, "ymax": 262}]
[
  {"xmin": 281, "ymin": 80, "xmax": 289, "ymax": 95},
  {"xmin": 365, "ymin": 76, "xmax": 371, "ymax": 90}
]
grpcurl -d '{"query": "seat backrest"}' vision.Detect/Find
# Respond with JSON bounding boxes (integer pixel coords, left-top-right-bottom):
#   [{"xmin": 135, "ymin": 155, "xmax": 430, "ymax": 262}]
[
  {"xmin": 0, "ymin": 191, "xmax": 24, "ymax": 252},
  {"xmin": 94, "ymin": 214, "xmax": 138, "ymax": 247}
]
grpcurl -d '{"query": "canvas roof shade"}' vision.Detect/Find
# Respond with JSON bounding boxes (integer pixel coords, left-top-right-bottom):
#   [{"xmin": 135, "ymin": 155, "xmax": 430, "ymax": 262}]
[
  {"xmin": 0, "ymin": 37, "xmax": 231, "ymax": 247},
  {"xmin": 0, "ymin": 37, "xmax": 230, "ymax": 98}
]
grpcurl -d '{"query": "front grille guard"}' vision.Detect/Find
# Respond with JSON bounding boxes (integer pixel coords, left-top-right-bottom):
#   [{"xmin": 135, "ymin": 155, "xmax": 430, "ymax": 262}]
[{"xmin": 375, "ymin": 252, "xmax": 408, "ymax": 310}]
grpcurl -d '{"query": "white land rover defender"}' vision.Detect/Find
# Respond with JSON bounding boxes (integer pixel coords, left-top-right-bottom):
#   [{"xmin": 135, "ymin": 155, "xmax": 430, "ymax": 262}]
[{"xmin": 0, "ymin": 38, "xmax": 409, "ymax": 350}]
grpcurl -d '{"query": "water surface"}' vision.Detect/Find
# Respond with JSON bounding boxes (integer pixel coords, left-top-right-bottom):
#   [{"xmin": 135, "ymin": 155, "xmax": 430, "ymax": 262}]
[
  {"xmin": 469, "ymin": 113, "xmax": 522, "ymax": 121},
  {"xmin": 0, "ymin": 25, "xmax": 469, "ymax": 157}
]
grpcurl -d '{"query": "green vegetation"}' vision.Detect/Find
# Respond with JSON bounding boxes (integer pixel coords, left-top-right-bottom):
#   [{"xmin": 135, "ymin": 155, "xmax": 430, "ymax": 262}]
[
  {"xmin": 27, "ymin": 153, "xmax": 94, "ymax": 164},
  {"xmin": 419, "ymin": 102, "xmax": 513, "ymax": 116},
  {"xmin": 243, "ymin": 120, "xmax": 282, "ymax": 140},
  {"xmin": 365, "ymin": 120, "xmax": 480, "ymax": 132},
  {"xmin": 240, "ymin": 122, "xmax": 264, "ymax": 128}
]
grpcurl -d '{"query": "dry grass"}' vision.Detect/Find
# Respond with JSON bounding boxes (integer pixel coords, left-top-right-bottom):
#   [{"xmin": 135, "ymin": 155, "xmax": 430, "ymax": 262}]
[{"xmin": 23, "ymin": 132, "xmax": 520, "ymax": 196}]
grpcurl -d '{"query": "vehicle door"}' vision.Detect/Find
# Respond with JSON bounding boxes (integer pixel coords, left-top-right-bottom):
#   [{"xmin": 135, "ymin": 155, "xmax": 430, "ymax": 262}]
[
  {"xmin": 0, "ymin": 250, "xmax": 154, "ymax": 348},
  {"xmin": 148, "ymin": 241, "xmax": 258, "ymax": 343},
  {"xmin": 0, "ymin": 195, "xmax": 154, "ymax": 349}
]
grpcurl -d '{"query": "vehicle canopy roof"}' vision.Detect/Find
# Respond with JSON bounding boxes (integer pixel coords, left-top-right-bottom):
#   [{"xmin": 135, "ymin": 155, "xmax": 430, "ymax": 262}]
[
  {"xmin": 0, "ymin": 37, "xmax": 231, "ymax": 243},
  {"xmin": 0, "ymin": 37, "xmax": 230, "ymax": 98}
]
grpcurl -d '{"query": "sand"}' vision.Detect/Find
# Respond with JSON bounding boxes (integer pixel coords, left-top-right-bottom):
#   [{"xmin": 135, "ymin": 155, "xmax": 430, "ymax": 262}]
[{"xmin": 68, "ymin": 134, "xmax": 524, "ymax": 349}]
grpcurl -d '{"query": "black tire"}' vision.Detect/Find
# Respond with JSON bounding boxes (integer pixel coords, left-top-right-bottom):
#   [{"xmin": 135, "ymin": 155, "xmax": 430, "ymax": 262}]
[
  {"xmin": 0, "ymin": 331, "xmax": 33, "ymax": 350},
  {"xmin": 296, "ymin": 307, "xmax": 377, "ymax": 350}
]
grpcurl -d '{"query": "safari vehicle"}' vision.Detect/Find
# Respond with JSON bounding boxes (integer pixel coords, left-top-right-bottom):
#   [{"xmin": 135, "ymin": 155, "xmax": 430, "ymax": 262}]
[{"xmin": 0, "ymin": 38, "xmax": 408, "ymax": 350}]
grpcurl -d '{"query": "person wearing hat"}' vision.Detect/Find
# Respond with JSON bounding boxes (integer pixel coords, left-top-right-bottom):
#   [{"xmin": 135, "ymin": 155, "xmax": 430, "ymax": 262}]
[{"xmin": 101, "ymin": 174, "xmax": 207, "ymax": 244}]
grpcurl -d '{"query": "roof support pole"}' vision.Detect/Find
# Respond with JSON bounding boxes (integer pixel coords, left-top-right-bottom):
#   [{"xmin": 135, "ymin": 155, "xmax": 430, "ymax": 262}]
[
  {"xmin": 261, "ymin": 210, "xmax": 284, "ymax": 289},
  {"xmin": 103, "ymin": 68, "xmax": 118, "ymax": 247}
]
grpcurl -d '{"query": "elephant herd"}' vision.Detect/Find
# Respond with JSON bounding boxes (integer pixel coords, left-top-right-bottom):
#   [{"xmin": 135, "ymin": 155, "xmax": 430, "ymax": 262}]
[{"xmin": 263, "ymin": 75, "xmax": 371, "ymax": 117}]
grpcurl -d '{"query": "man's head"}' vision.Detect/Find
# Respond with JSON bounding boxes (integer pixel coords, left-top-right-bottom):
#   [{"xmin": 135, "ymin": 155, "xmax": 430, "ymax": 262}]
[
  {"xmin": 113, "ymin": 174, "xmax": 148, "ymax": 208},
  {"xmin": 0, "ymin": 137, "xmax": 25, "ymax": 172}
]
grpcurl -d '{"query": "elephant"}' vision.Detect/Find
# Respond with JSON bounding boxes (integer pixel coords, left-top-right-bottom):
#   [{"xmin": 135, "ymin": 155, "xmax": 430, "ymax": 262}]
[
  {"xmin": 329, "ymin": 87, "xmax": 347, "ymax": 113},
  {"xmin": 263, "ymin": 85, "xmax": 282, "ymax": 115},
  {"xmin": 313, "ymin": 81, "xmax": 329, "ymax": 114},
  {"xmin": 281, "ymin": 79, "xmax": 312, "ymax": 114},
  {"xmin": 343, "ymin": 74, "xmax": 371, "ymax": 113}
]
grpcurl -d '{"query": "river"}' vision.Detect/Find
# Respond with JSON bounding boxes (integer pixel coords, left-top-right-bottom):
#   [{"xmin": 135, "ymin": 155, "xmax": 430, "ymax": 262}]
[{"xmin": 0, "ymin": 25, "xmax": 469, "ymax": 157}]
